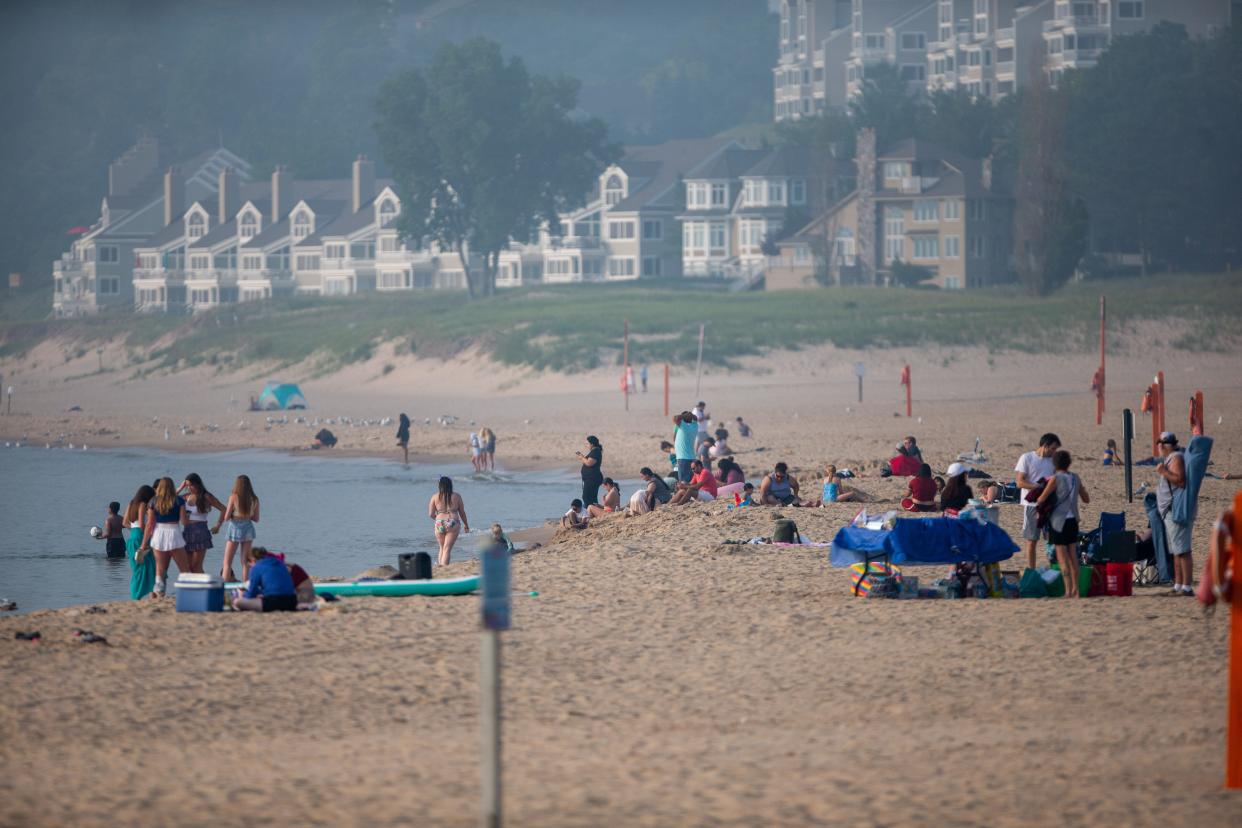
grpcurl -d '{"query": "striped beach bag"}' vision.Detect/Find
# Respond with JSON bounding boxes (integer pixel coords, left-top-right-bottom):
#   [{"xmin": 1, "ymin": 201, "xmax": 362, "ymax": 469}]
[{"xmin": 850, "ymin": 561, "xmax": 902, "ymax": 597}]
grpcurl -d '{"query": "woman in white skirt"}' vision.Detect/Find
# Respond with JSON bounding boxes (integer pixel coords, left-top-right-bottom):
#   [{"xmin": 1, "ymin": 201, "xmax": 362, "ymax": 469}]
[{"xmin": 139, "ymin": 477, "xmax": 189, "ymax": 597}]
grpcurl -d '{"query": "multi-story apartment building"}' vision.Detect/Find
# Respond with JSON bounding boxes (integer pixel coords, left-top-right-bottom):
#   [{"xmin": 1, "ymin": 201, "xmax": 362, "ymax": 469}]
[
  {"xmin": 774, "ymin": 1, "xmax": 853, "ymax": 119},
  {"xmin": 768, "ymin": 129, "xmax": 1012, "ymax": 290},
  {"xmin": 844, "ymin": 1, "xmax": 937, "ymax": 99},
  {"xmin": 678, "ymin": 145, "xmax": 854, "ymax": 279}
]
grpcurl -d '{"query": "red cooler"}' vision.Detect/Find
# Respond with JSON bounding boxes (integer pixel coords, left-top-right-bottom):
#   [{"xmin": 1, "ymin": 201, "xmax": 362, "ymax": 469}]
[{"xmin": 1104, "ymin": 563, "xmax": 1133, "ymax": 597}]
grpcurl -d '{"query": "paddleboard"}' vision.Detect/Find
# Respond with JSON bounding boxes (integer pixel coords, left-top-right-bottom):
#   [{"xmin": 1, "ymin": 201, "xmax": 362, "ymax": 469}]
[{"xmin": 225, "ymin": 576, "xmax": 479, "ymax": 597}]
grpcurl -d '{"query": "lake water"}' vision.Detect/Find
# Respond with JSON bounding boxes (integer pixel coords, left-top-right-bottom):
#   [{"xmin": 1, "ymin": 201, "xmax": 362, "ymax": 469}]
[{"xmin": 0, "ymin": 447, "xmax": 599, "ymax": 612}]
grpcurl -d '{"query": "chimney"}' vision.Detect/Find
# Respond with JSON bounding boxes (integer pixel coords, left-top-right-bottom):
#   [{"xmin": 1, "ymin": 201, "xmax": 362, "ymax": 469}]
[
  {"xmin": 271, "ymin": 165, "xmax": 293, "ymax": 223},
  {"xmin": 218, "ymin": 167, "xmax": 239, "ymax": 224},
  {"xmin": 352, "ymin": 154, "xmax": 375, "ymax": 213},
  {"xmin": 981, "ymin": 156, "xmax": 993, "ymax": 191},
  {"xmin": 163, "ymin": 166, "xmax": 184, "ymax": 227},
  {"xmin": 855, "ymin": 128, "xmax": 878, "ymax": 284}
]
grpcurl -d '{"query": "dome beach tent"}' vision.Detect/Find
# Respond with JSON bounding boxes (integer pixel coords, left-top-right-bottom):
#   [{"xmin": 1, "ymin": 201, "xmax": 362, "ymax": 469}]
[{"xmin": 256, "ymin": 381, "xmax": 308, "ymax": 410}]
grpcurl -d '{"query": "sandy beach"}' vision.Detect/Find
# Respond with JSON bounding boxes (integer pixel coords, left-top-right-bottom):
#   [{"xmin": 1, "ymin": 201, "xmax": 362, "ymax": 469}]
[{"xmin": 2, "ymin": 336, "xmax": 1242, "ymax": 826}]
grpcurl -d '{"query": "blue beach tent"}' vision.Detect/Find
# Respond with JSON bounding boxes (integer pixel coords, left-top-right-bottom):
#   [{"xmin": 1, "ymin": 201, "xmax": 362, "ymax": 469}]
[
  {"xmin": 257, "ymin": 381, "xmax": 308, "ymax": 410},
  {"xmin": 830, "ymin": 516, "xmax": 1018, "ymax": 568}
]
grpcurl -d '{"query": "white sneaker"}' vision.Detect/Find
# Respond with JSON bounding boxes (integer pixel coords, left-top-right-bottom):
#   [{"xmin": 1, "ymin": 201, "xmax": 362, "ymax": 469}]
[{"xmin": 153, "ymin": 579, "xmax": 166, "ymax": 597}]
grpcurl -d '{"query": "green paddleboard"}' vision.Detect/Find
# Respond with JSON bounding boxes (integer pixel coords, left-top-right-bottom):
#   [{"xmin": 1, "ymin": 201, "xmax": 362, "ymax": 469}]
[{"xmin": 225, "ymin": 576, "xmax": 479, "ymax": 597}]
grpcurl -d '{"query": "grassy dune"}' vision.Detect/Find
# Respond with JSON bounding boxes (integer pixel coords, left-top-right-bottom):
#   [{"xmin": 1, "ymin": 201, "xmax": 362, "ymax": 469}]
[{"xmin": 2, "ymin": 272, "xmax": 1240, "ymax": 373}]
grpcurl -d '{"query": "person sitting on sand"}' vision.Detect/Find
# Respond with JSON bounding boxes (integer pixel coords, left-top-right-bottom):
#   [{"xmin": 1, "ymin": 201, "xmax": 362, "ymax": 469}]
[
  {"xmin": 739, "ymin": 482, "xmax": 756, "ymax": 506},
  {"xmin": 489, "ymin": 523, "xmax": 515, "ymax": 554},
  {"xmin": 735, "ymin": 416, "xmax": 752, "ymax": 438},
  {"xmin": 814, "ymin": 465, "xmax": 860, "ymax": 505},
  {"xmin": 715, "ymin": 457, "xmax": 746, "ymax": 498},
  {"xmin": 629, "ymin": 468, "xmax": 673, "ymax": 514},
  {"xmin": 886, "ymin": 445, "xmax": 922, "ymax": 478},
  {"xmin": 940, "ymin": 463, "xmax": 974, "ymax": 512},
  {"xmin": 903, "ymin": 436, "xmax": 924, "ymax": 464},
  {"xmin": 562, "ymin": 498, "xmax": 590, "ymax": 530},
  {"xmin": 710, "ymin": 431, "xmax": 733, "ymax": 458},
  {"xmin": 697, "ymin": 437, "xmax": 714, "ymax": 469},
  {"xmin": 232, "ymin": 547, "xmax": 298, "ymax": 612},
  {"xmin": 1101, "ymin": 438, "xmax": 1117, "ymax": 466},
  {"xmin": 670, "ymin": 459, "xmax": 719, "ymax": 504},
  {"xmin": 902, "ymin": 464, "xmax": 938, "ymax": 512},
  {"xmin": 588, "ymin": 479, "xmax": 621, "ymax": 518},
  {"xmin": 760, "ymin": 462, "xmax": 801, "ymax": 506}
]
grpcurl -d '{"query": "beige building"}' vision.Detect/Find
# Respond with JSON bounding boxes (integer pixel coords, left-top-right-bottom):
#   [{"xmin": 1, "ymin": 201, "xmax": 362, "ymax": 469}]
[{"xmin": 769, "ymin": 130, "xmax": 1012, "ymax": 290}]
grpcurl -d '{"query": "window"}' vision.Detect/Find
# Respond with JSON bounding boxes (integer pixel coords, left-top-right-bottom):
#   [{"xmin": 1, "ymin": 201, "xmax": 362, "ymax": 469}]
[
  {"xmin": 969, "ymin": 235, "xmax": 986, "ymax": 258},
  {"xmin": 607, "ymin": 257, "xmax": 636, "ymax": 277},
  {"xmin": 883, "ymin": 162, "xmax": 906, "ymax": 181},
  {"xmin": 940, "ymin": 24, "xmax": 952, "ymax": 42},
  {"xmin": 190, "ymin": 255, "xmax": 210, "ymax": 270},
  {"xmin": 975, "ymin": 17, "xmax": 987, "ymax": 34},
  {"xmin": 865, "ymin": 33, "xmax": 885, "ymax": 50},
  {"xmin": 242, "ymin": 255, "xmax": 262, "ymax": 271},
  {"xmin": 834, "ymin": 228, "xmax": 856, "ymax": 264},
  {"xmin": 793, "ymin": 244, "xmax": 811, "ymax": 263},
  {"xmin": 884, "ymin": 207, "xmax": 905, "ymax": 262},
  {"xmin": 709, "ymin": 222, "xmax": 727, "ymax": 253},
  {"xmin": 687, "ymin": 182, "xmax": 709, "ymax": 208},
  {"xmin": 378, "ymin": 199, "xmax": 397, "ymax": 227},
  {"xmin": 642, "ymin": 256, "xmax": 662, "ymax": 277},
  {"xmin": 984, "ymin": 49, "xmax": 991, "ymax": 66},
  {"xmin": 945, "ymin": 276, "xmax": 961, "ymax": 289},
  {"xmin": 609, "ymin": 220, "xmax": 635, "ymax": 240},
  {"xmin": 187, "ymin": 212, "xmax": 206, "ymax": 239},
  {"xmin": 684, "ymin": 222, "xmax": 706, "ymax": 254},
  {"xmin": 605, "ymin": 174, "xmax": 625, "ymax": 206},
  {"xmin": 292, "ymin": 211, "xmax": 311, "ymax": 240},
  {"xmin": 580, "ymin": 213, "xmax": 600, "ymax": 237},
  {"xmin": 739, "ymin": 220, "xmax": 768, "ymax": 252},
  {"xmin": 380, "ymin": 271, "xmax": 408, "ymax": 289},
  {"xmin": 239, "ymin": 212, "xmax": 258, "ymax": 239},
  {"xmin": 912, "ymin": 236, "xmax": 940, "ymax": 259},
  {"xmin": 711, "ymin": 183, "xmax": 727, "ymax": 207},
  {"xmin": 790, "ymin": 179, "xmax": 806, "ymax": 205},
  {"xmin": 1117, "ymin": 1, "xmax": 1143, "ymax": 19},
  {"xmin": 968, "ymin": 50, "xmax": 982, "ymax": 65},
  {"xmin": 901, "ymin": 64, "xmax": 926, "ymax": 81},
  {"xmin": 967, "ymin": 200, "xmax": 985, "ymax": 221},
  {"xmin": 295, "ymin": 254, "xmax": 319, "ymax": 271},
  {"xmin": 642, "ymin": 219, "xmax": 663, "ymax": 240},
  {"xmin": 325, "ymin": 243, "xmax": 347, "ymax": 260},
  {"xmin": 913, "ymin": 200, "xmax": 938, "ymax": 222},
  {"xmin": 98, "ymin": 245, "xmax": 118, "ymax": 263},
  {"xmin": 380, "ymin": 236, "xmax": 399, "ymax": 253},
  {"xmin": 1048, "ymin": 37, "xmax": 1062, "ymax": 54},
  {"xmin": 97, "ymin": 276, "xmax": 119, "ymax": 294},
  {"xmin": 545, "ymin": 259, "xmax": 572, "ymax": 276},
  {"xmin": 944, "ymin": 235, "xmax": 961, "ymax": 258},
  {"xmin": 767, "ymin": 181, "xmax": 786, "ymax": 205},
  {"xmin": 901, "ymin": 32, "xmax": 925, "ymax": 50},
  {"xmin": 744, "ymin": 179, "xmax": 762, "ymax": 205}
]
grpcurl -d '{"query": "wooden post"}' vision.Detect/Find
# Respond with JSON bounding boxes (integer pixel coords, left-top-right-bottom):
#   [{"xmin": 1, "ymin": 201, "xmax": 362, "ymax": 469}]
[
  {"xmin": 1097, "ymin": 295, "xmax": 1105, "ymax": 425},
  {"xmin": 1227, "ymin": 491, "xmax": 1242, "ymax": 789},
  {"xmin": 623, "ymin": 319, "xmax": 629, "ymax": 412},
  {"xmin": 663, "ymin": 364, "xmax": 669, "ymax": 418},
  {"xmin": 481, "ymin": 629, "xmax": 501, "ymax": 828},
  {"xmin": 694, "ymin": 324, "xmax": 705, "ymax": 398},
  {"xmin": 1193, "ymin": 391, "xmax": 1205, "ymax": 436},
  {"xmin": 901, "ymin": 365, "xmax": 912, "ymax": 418},
  {"xmin": 1156, "ymin": 370, "xmax": 1166, "ymax": 437}
]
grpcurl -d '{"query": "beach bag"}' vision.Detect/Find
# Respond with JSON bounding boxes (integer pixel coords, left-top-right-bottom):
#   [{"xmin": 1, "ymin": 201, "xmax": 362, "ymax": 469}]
[
  {"xmin": 1018, "ymin": 568, "xmax": 1047, "ymax": 598},
  {"xmin": 850, "ymin": 562, "xmax": 902, "ymax": 597},
  {"xmin": 772, "ymin": 518, "xmax": 801, "ymax": 544}
]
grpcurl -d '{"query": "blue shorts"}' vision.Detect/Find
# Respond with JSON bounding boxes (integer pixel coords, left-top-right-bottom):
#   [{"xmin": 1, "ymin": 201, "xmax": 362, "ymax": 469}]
[
  {"xmin": 676, "ymin": 459, "xmax": 693, "ymax": 483},
  {"xmin": 227, "ymin": 520, "xmax": 256, "ymax": 543}
]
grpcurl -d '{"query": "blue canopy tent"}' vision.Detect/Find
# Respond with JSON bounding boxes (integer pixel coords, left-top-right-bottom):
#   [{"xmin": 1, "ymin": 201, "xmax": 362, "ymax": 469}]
[
  {"xmin": 830, "ymin": 516, "xmax": 1018, "ymax": 568},
  {"xmin": 256, "ymin": 381, "xmax": 308, "ymax": 411}
]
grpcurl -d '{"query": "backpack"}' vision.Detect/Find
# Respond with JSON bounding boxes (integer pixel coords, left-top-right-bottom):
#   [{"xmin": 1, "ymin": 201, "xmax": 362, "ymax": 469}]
[{"xmin": 772, "ymin": 518, "xmax": 801, "ymax": 544}]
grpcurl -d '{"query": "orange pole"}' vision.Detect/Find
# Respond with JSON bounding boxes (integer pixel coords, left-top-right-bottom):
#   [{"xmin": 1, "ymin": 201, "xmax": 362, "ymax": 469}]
[
  {"xmin": 1097, "ymin": 295, "xmax": 1106, "ymax": 425},
  {"xmin": 1157, "ymin": 371, "xmax": 1166, "ymax": 437},
  {"xmin": 1195, "ymin": 390, "xmax": 1205, "ymax": 436},
  {"xmin": 1150, "ymin": 382, "xmax": 1161, "ymax": 458},
  {"xmin": 905, "ymin": 365, "xmax": 912, "ymax": 418},
  {"xmin": 1227, "ymin": 491, "xmax": 1242, "ymax": 789},
  {"xmin": 663, "ymin": 363, "xmax": 669, "ymax": 418}
]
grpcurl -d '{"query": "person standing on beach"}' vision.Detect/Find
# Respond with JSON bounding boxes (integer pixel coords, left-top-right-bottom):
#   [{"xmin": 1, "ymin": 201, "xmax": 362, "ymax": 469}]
[
  {"xmin": 479, "ymin": 427, "xmax": 497, "ymax": 471},
  {"xmin": 396, "ymin": 413, "xmax": 411, "ymax": 465},
  {"xmin": 1155, "ymin": 432, "xmax": 1194, "ymax": 595},
  {"xmin": 218, "ymin": 475, "xmax": 260, "ymax": 582},
  {"xmin": 577, "ymin": 435, "xmax": 604, "ymax": 506},
  {"xmin": 469, "ymin": 432, "xmax": 483, "ymax": 472},
  {"xmin": 1015, "ymin": 433, "xmax": 1060, "ymax": 570},
  {"xmin": 429, "ymin": 476, "xmax": 469, "ymax": 566},
  {"xmin": 692, "ymin": 402, "xmax": 708, "ymax": 453},
  {"xmin": 673, "ymin": 412, "xmax": 696, "ymax": 483},
  {"xmin": 1037, "ymin": 450, "xmax": 1089, "ymax": 598},
  {"xmin": 178, "ymin": 473, "xmax": 225, "ymax": 575},
  {"xmin": 140, "ymin": 477, "xmax": 189, "ymax": 598},
  {"xmin": 124, "ymin": 485, "xmax": 156, "ymax": 599},
  {"xmin": 640, "ymin": 364, "xmax": 648, "ymax": 393}
]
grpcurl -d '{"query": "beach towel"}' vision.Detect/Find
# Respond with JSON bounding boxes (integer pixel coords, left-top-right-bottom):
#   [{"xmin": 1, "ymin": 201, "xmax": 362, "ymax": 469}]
[
  {"xmin": 1171, "ymin": 435, "xmax": 1212, "ymax": 526},
  {"xmin": 830, "ymin": 516, "xmax": 1018, "ymax": 567},
  {"xmin": 1143, "ymin": 492, "xmax": 1174, "ymax": 583}
]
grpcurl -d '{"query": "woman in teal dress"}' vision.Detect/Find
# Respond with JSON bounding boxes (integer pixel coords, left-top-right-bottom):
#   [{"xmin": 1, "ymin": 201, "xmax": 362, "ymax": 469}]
[{"xmin": 124, "ymin": 484, "xmax": 157, "ymax": 599}]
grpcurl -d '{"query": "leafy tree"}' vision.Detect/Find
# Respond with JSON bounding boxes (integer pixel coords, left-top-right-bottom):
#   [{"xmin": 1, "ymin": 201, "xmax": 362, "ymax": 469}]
[
  {"xmin": 916, "ymin": 89, "xmax": 999, "ymax": 159},
  {"xmin": 848, "ymin": 62, "xmax": 924, "ymax": 150},
  {"xmin": 375, "ymin": 39, "xmax": 618, "ymax": 297}
]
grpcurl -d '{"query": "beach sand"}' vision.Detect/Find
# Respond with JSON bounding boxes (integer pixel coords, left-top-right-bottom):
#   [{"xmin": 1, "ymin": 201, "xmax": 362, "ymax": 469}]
[{"xmin": 2, "ymin": 337, "xmax": 1242, "ymax": 826}]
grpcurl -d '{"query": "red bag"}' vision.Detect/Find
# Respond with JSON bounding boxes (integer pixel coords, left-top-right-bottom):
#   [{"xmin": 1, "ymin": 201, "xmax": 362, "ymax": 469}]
[{"xmin": 1104, "ymin": 563, "xmax": 1133, "ymax": 597}]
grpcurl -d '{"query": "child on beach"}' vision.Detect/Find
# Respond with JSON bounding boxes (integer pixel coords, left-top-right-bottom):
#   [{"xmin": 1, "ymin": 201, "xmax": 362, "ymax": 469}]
[
  {"xmin": 562, "ymin": 499, "xmax": 590, "ymax": 530},
  {"xmin": 218, "ymin": 475, "xmax": 260, "ymax": 582},
  {"xmin": 231, "ymin": 547, "xmax": 297, "ymax": 612},
  {"xmin": 1036, "ymin": 450, "xmax": 1090, "ymax": 599},
  {"xmin": 739, "ymin": 483, "xmax": 756, "ymax": 506},
  {"xmin": 1102, "ymin": 439, "xmax": 1117, "ymax": 466},
  {"xmin": 816, "ymin": 465, "xmax": 859, "ymax": 505},
  {"xmin": 98, "ymin": 502, "xmax": 126, "ymax": 559}
]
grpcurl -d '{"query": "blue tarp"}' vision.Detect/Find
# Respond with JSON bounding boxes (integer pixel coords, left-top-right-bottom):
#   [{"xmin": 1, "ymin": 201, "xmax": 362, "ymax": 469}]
[
  {"xmin": 257, "ymin": 381, "xmax": 308, "ymax": 410},
  {"xmin": 830, "ymin": 516, "xmax": 1019, "ymax": 567}
]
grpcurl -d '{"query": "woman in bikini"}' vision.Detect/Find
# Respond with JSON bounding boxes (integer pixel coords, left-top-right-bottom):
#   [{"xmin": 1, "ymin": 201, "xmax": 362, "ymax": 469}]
[
  {"xmin": 428, "ymin": 476, "xmax": 469, "ymax": 566},
  {"xmin": 218, "ymin": 475, "xmax": 260, "ymax": 582},
  {"xmin": 587, "ymin": 478, "xmax": 621, "ymax": 518},
  {"xmin": 178, "ymin": 472, "xmax": 226, "ymax": 574}
]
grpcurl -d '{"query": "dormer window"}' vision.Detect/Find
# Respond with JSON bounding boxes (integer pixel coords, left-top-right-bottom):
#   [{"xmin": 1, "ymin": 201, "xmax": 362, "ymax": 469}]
[
  {"xmin": 604, "ymin": 174, "xmax": 624, "ymax": 206},
  {"xmin": 292, "ymin": 211, "xmax": 312, "ymax": 240},
  {"xmin": 377, "ymin": 198, "xmax": 398, "ymax": 227},
  {"xmin": 187, "ymin": 212, "xmax": 206, "ymax": 239},
  {"xmin": 239, "ymin": 212, "xmax": 258, "ymax": 240}
]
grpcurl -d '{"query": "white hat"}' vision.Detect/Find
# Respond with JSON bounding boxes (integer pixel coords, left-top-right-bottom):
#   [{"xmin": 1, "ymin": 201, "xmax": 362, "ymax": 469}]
[{"xmin": 946, "ymin": 462, "xmax": 968, "ymax": 477}]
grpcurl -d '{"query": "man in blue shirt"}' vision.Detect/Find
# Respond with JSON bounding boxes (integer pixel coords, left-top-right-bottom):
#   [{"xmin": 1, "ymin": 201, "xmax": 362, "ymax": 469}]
[{"xmin": 673, "ymin": 412, "xmax": 697, "ymax": 484}]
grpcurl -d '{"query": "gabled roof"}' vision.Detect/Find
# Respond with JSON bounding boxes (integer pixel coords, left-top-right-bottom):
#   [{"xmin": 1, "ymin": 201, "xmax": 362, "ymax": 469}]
[
  {"xmin": 781, "ymin": 189, "xmax": 859, "ymax": 245},
  {"xmin": 608, "ymin": 136, "xmax": 740, "ymax": 212},
  {"xmin": 189, "ymin": 219, "xmax": 237, "ymax": 250},
  {"xmin": 316, "ymin": 198, "xmax": 380, "ymax": 239},
  {"xmin": 242, "ymin": 218, "xmax": 290, "ymax": 249},
  {"xmin": 686, "ymin": 148, "xmax": 766, "ymax": 182},
  {"xmin": 742, "ymin": 145, "xmax": 826, "ymax": 179}
]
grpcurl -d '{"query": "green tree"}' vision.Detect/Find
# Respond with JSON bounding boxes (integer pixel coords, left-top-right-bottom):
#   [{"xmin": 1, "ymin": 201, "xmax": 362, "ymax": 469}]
[
  {"xmin": 375, "ymin": 39, "xmax": 618, "ymax": 298},
  {"xmin": 848, "ymin": 62, "xmax": 924, "ymax": 149}
]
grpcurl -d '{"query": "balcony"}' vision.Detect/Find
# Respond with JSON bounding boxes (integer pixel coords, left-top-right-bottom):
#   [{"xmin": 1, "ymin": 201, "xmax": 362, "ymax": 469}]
[
  {"xmin": 813, "ymin": 46, "xmax": 825, "ymax": 67},
  {"xmin": 996, "ymin": 60, "xmax": 1015, "ymax": 77},
  {"xmin": 1045, "ymin": 15, "xmax": 1106, "ymax": 32},
  {"xmin": 995, "ymin": 27, "xmax": 1015, "ymax": 43},
  {"xmin": 549, "ymin": 236, "xmax": 602, "ymax": 250}
]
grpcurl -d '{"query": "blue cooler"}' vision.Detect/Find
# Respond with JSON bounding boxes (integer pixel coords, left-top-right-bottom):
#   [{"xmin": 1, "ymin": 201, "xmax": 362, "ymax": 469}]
[{"xmin": 175, "ymin": 573, "xmax": 225, "ymax": 612}]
